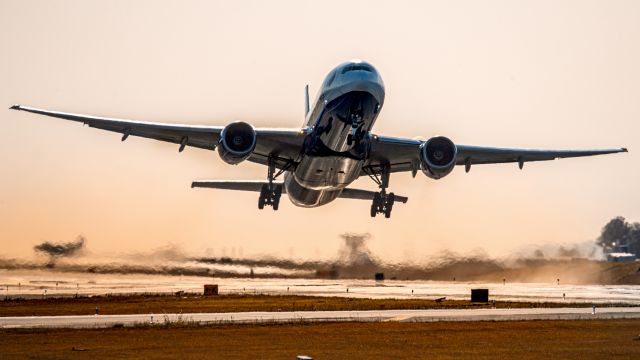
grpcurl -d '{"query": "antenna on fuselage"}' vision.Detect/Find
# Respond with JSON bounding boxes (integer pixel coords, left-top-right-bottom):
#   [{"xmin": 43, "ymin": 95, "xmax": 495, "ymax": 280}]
[{"xmin": 304, "ymin": 84, "xmax": 310, "ymax": 116}]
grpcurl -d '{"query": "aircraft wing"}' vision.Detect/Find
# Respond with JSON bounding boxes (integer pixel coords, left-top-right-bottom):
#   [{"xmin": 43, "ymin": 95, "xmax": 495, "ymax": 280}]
[
  {"xmin": 10, "ymin": 105, "xmax": 305, "ymax": 169},
  {"xmin": 365, "ymin": 135, "xmax": 627, "ymax": 174},
  {"xmin": 454, "ymin": 145, "xmax": 628, "ymax": 167}
]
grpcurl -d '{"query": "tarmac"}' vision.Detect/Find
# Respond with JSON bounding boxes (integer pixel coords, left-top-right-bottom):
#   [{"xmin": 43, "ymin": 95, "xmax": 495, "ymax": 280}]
[
  {"xmin": 2, "ymin": 307, "xmax": 640, "ymax": 329},
  {"xmin": 4, "ymin": 269, "xmax": 640, "ymax": 304}
]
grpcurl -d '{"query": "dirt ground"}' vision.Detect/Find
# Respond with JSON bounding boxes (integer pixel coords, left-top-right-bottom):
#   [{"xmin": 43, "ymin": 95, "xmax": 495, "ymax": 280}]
[
  {"xmin": 0, "ymin": 294, "xmax": 596, "ymax": 317},
  {"xmin": 2, "ymin": 320, "xmax": 640, "ymax": 359}
]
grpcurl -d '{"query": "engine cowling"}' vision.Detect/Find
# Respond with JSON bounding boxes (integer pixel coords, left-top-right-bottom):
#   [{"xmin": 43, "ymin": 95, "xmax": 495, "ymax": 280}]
[
  {"xmin": 420, "ymin": 136, "xmax": 457, "ymax": 179},
  {"xmin": 217, "ymin": 121, "xmax": 257, "ymax": 164}
]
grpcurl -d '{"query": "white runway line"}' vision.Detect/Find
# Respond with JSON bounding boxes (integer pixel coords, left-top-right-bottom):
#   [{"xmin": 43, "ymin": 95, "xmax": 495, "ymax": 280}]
[{"xmin": 2, "ymin": 307, "xmax": 640, "ymax": 329}]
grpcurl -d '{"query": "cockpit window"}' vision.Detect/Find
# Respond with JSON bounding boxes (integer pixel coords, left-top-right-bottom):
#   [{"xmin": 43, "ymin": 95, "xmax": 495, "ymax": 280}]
[{"xmin": 341, "ymin": 63, "xmax": 373, "ymax": 74}]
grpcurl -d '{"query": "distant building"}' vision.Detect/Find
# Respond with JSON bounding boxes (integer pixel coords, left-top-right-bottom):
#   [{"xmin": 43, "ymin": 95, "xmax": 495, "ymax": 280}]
[{"xmin": 606, "ymin": 252, "xmax": 637, "ymax": 262}]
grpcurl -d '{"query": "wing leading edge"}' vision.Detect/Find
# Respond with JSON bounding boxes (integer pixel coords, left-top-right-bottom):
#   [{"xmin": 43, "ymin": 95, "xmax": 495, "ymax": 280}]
[
  {"xmin": 455, "ymin": 145, "xmax": 628, "ymax": 168},
  {"xmin": 10, "ymin": 105, "xmax": 306, "ymax": 169},
  {"xmin": 365, "ymin": 134, "xmax": 627, "ymax": 174}
]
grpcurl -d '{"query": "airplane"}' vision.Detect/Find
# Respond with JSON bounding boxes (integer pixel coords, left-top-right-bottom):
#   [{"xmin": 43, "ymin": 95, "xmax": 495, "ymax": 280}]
[{"xmin": 10, "ymin": 59, "xmax": 627, "ymax": 218}]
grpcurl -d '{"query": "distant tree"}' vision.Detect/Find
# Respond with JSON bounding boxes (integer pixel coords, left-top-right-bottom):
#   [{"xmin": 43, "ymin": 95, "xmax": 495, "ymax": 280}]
[
  {"xmin": 628, "ymin": 223, "xmax": 640, "ymax": 257},
  {"xmin": 598, "ymin": 216, "xmax": 630, "ymax": 252}
]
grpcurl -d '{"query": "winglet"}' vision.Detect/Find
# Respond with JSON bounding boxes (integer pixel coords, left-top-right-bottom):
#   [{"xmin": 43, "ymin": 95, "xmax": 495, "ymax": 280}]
[
  {"xmin": 9, "ymin": 104, "xmax": 21, "ymax": 110},
  {"xmin": 622, "ymin": 148, "xmax": 628, "ymax": 152}
]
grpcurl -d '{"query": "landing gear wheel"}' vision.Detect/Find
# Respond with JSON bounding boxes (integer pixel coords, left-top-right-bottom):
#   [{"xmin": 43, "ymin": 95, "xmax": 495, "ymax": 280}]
[
  {"xmin": 258, "ymin": 185, "xmax": 266, "ymax": 209},
  {"xmin": 273, "ymin": 185, "xmax": 282, "ymax": 210},
  {"xmin": 384, "ymin": 193, "xmax": 394, "ymax": 218},
  {"xmin": 370, "ymin": 191, "xmax": 395, "ymax": 218},
  {"xmin": 257, "ymin": 183, "xmax": 282, "ymax": 211},
  {"xmin": 371, "ymin": 192, "xmax": 381, "ymax": 217}
]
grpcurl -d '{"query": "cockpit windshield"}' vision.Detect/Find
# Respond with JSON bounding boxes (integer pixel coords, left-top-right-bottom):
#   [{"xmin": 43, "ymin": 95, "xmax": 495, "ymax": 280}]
[{"xmin": 341, "ymin": 63, "xmax": 373, "ymax": 74}]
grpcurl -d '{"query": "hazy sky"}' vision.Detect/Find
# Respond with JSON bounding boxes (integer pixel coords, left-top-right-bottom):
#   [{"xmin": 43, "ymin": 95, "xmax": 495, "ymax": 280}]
[{"xmin": 1, "ymin": 0, "xmax": 638, "ymax": 260}]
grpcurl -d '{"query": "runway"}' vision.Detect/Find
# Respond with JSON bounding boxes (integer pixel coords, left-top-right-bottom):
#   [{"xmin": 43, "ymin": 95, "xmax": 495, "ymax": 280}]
[
  {"xmin": 3, "ymin": 270, "xmax": 640, "ymax": 304},
  {"xmin": 2, "ymin": 307, "xmax": 640, "ymax": 329}
]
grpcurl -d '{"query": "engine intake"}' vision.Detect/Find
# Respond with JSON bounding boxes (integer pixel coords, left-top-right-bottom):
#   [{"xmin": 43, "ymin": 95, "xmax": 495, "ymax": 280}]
[
  {"xmin": 217, "ymin": 121, "xmax": 257, "ymax": 164},
  {"xmin": 420, "ymin": 136, "xmax": 457, "ymax": 179}
]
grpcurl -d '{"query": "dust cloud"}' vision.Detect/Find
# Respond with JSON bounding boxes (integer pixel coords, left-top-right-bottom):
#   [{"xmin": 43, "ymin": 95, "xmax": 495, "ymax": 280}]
[
  {"xmin": 1, "ymin": 233, "xmax": 638, "ymax": 285},
  {"xmin": 34, "ymin": 236, "xmax": 86, "ymax": 258},
  {"xmin": 193, "ymin": 233, "xmax": 634, "ymax": 284}
]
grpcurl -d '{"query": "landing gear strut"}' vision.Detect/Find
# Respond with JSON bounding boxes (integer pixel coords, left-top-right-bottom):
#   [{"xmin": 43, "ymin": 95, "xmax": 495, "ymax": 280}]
[
  {"xmin": 365, "ymin": 165, "xmax": 395, "ymax": 218},
  {"xmin": 347, "ymin": 112, "xmax": 363, "ymax": 146},
  {"xmin": 258, "ymin": 157, "xmax": 284, "ymax": 211}
]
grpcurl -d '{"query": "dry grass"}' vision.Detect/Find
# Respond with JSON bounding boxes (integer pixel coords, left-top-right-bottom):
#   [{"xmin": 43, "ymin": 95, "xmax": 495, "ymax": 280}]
[
  {"xmin": 0, "ymin": 293, "xmax": 592, "ymax": 317},
  {"xmin": 2, "ymin": 320, "xmax": 640, "ymax": 359}
]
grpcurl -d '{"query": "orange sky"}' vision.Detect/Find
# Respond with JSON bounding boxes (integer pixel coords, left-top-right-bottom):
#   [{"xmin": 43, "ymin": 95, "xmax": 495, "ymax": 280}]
[{"xmin": 1, "ymin": 0, "xmax": 638, "ymax": 261}]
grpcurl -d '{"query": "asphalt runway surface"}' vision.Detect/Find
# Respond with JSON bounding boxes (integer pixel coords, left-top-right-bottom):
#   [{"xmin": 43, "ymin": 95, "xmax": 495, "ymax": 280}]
[{"xmin": 2, "ymin": 307, "xmax": 640, "ymax": 329}]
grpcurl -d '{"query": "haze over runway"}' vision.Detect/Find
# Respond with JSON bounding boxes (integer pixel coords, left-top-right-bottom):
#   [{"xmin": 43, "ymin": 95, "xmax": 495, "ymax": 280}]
[
  {"xmin": 4, "ymin": 271, "xmax": 640, "ymax": 304},
  {"xmin": 1, "ymin": 1, "xmax": 639, "ymax": 261}
]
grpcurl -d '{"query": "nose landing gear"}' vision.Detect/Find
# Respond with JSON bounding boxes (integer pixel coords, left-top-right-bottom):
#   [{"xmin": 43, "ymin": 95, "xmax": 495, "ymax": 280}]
[{"xmin": 347, "ymin": 112, "xmax": 363, "ymax": 146}]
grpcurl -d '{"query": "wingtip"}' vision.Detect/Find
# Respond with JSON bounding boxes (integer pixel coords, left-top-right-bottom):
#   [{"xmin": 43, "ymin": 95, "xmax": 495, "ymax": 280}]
[
  {"xmin": 9, "ymin": 104, "xmax": 21, "ymax": 110},
  {"xmin": 622, "ymin": 147, "xmax": 628, "ymax": 152}
]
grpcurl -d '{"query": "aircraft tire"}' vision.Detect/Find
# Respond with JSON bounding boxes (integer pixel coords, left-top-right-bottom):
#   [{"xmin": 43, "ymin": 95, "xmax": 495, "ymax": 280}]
[{"xmin": 384, "ymin": 193, "xmax": 394, "ymax": 218}]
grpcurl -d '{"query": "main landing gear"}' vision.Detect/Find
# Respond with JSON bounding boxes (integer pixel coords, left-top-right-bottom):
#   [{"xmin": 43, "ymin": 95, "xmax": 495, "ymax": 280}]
[
  {"xmin": 371, "ymin": 191, "xmax": 395, "ymax": 218},
  {"xmin": 365, "ymin": 165, "xmax": 395, "ymax": 218},
  {"xmin": 258, "ymin": 183, "xmax": 282, "ymax": 210},
  {"xmin": 258, "ymin": 157, "xmax": 287, "ymax": 211}
]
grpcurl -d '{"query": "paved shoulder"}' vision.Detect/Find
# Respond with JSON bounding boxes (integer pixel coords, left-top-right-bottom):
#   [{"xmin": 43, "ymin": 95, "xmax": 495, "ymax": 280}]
[{"xmin": 2, "ymin": 307, "xmax": 640, "ymax": 329}]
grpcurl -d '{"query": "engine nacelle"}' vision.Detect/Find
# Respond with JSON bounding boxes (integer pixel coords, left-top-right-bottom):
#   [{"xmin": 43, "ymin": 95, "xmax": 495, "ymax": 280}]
[
  {"xmin": 217, "ymin": 121, "xmax": 257, "ymax": 165},
  {"xmin": 420, "ymin": 136, "xmax": 457, "ymax": 179}
]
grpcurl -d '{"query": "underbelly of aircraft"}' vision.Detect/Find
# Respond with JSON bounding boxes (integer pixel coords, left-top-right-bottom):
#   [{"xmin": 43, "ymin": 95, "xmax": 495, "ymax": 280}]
[
  {"xmin": 293, "ymin": 156, "xmax": 362, "ymax": 190},
  {"xmin": 284, "ymin": 172, "xmax": 343, "ymax": 208}
]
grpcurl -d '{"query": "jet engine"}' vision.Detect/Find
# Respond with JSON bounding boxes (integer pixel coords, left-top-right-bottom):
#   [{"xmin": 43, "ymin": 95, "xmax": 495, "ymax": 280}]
[
  {"xmin": 420, "ymin": 136, "xmax": 457, "ymax": 179},
  {"xmin": 217, "ymin": 121, "xmax": 257, "ymax": 164}
]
